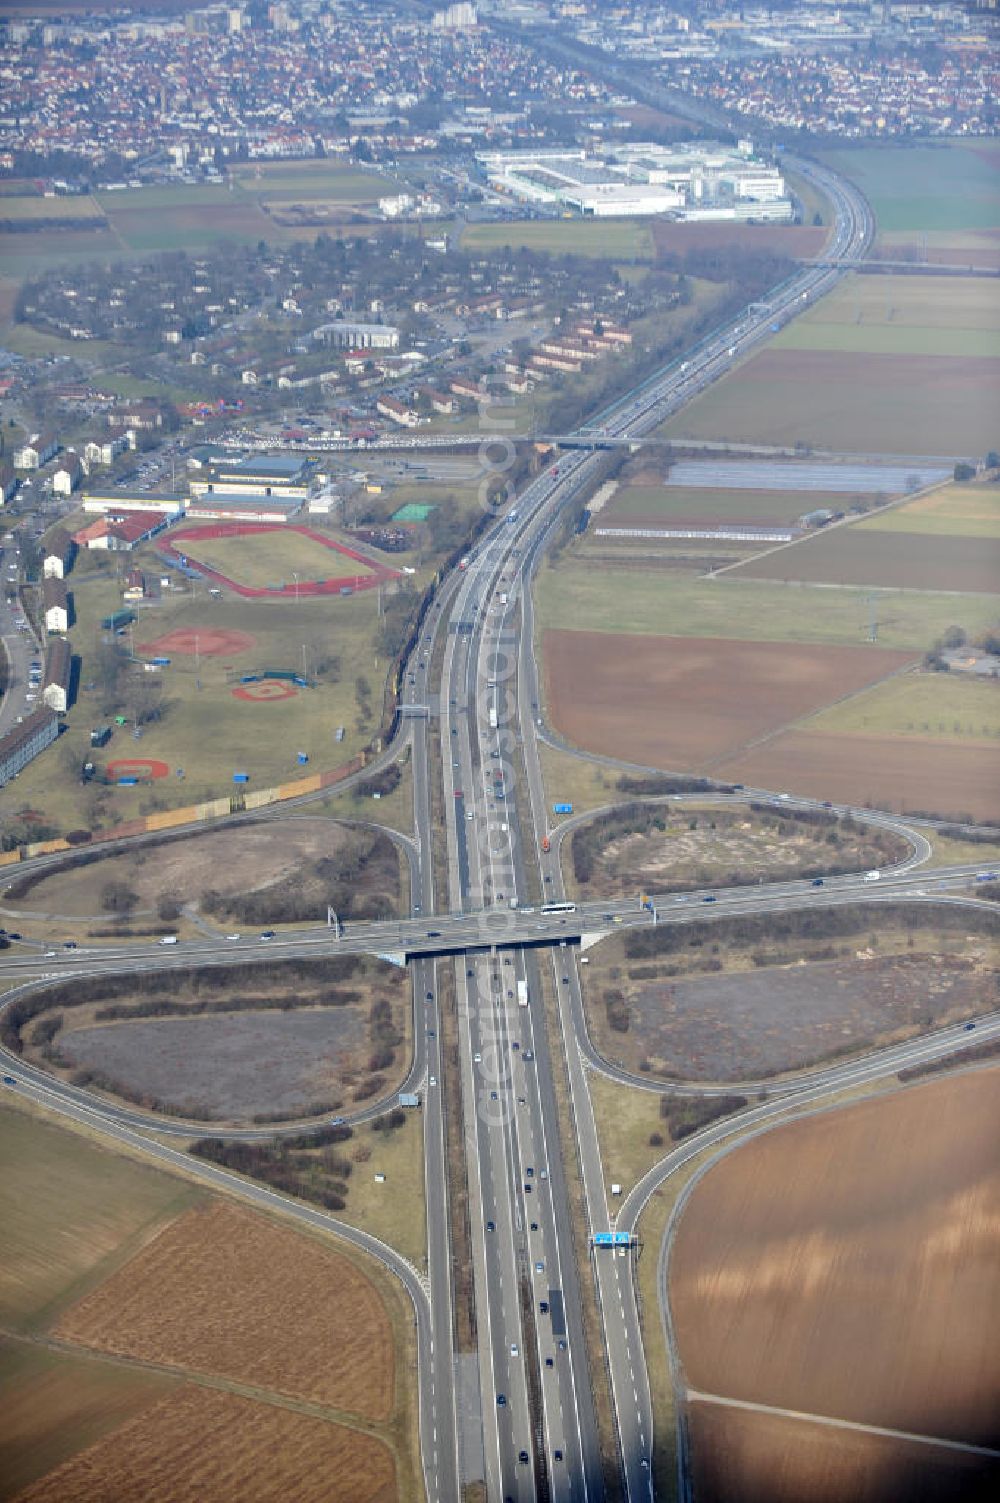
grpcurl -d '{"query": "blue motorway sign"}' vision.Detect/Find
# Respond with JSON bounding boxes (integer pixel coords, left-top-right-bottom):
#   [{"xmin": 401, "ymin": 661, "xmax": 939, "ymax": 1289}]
[{"xmin": 593, "ymin": 1231, "xmax": 631, "ymax": 1248}]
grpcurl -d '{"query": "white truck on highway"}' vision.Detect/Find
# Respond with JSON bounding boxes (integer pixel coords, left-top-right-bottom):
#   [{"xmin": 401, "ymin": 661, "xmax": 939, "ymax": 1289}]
[{"xmin": 517, "ymin": 979, "xmax": 529, "ymax": 1008}]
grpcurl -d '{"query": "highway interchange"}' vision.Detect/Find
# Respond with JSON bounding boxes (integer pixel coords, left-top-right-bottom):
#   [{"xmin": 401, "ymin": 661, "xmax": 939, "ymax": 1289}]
[{"xmin": 2, "ymin": 145, "xmax": 997, "ymax": 1503}]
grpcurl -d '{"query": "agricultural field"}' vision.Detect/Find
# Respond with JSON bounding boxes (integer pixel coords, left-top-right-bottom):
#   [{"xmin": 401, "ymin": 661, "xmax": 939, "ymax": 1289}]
[
  {"xmin": 0, "ymin": 165, "xmax": 396, "ymax": 278},
  {"xmin": 816, "ymin": 139, "xmax": 1000, "ymax": 236},
  {"xmin": 57, "ymin": 1200, "xmax": 394, "ymax": 1418},
  {"xmin": 0, "ymin": 195, "xmax": 107, "ymax": 223},
  {"xmin": 718, "ymin": 730, "xmax": 1000, "ymax": 824},
  {"xmin": 804, "ymin": 672, "xmax": 1000, "ymax": 744},
  {"xmin": 671, "ymin": 1067, "xmax": 1000, "ymax": 1493},
  {"xmin": 660, "ymin": 245, "xmax": 999, "ymax": 460},
  {"xmin": 13, "ymin": 1386, "xmax": 398, "ymax": 1503},
  {"xmin": 0, "ymin": 1102, "xmax": 417, "ymax": 1501},
  {"xmin": 661, "ymin": 344, "xmax": 999, "ymax": 457},
  {"xmin": 770, "ymin": 273, "xmax": 1000, "ymax": 359},
  {"xmin": 228, "ymin": 159, "xmax": 400, "ymax": 204},
  {"xmin": 650, "ymin": 220, "xmax": 827, "ymax": 261},
  {"xmin": 599, "ymin": 483, "xmax": 839, "ymax": 527},
  {"xmin": 856, "ymin": 481, "xmax": 1000, "ymax": 540},
  {"xmin": 3, "ymin": 818, "xmax": 404, "ymax": 924},
  {"xmin": 579, "ymin": 905, "xmax": 997, "ymax": 1081},
  {"xmin": 461, "ymin": 217, "xmax": 654, "ymax": 261},
  {"xmin": 0, "ymin": 1340, "xmax": 170, "ymax": 1503},
  {"xmin": 535, "ymin": 557, "xmax": 1000, "ymax": 650},
  {"xmin": 0, "ymin": 1102, "xmax": 195, "ymax": 1332},
  {"xmin": 565, "ymin": 802, "xmax": 908, "ymax": 903},
  {"xmin": 542, "ymin": 628, "xmax": 914, "ymax": 769},
  {"xmin": 734, "ymin": 527, "xmax": 999, "ymax": 594},
  {"xmin": 686, "ymin": 1400, "xmax": 1000, "ymax": 1503}
]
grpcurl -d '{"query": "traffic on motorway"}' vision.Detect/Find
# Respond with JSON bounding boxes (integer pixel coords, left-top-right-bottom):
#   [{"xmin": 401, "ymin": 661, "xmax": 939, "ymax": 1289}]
[{"xmin": 7, "ymin": 138, "xmax": 987, "ymax": 1503}]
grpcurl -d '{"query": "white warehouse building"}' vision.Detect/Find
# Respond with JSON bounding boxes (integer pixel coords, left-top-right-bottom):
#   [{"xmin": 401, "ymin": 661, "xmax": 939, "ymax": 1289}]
[{"xmin": 478, "ymin": 139, "xmax": 792, "ymax": 222}]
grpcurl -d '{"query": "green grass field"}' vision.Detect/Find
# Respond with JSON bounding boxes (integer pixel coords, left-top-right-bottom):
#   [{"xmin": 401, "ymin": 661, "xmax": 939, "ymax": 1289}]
[
  {"xmin": 535, "ymin": 555, "xmax": 1000, "ymax": 651},
  {"xmin": 183, "ymin": 527, "xmax": 375, "ymax": 589},
  {"xmin": 0, "ymin": 552, "xmax": 392, "ymax": 832},
  {"xmin": 858, "ymin": 484, "xmax": 1000, "ymax": 539},
  {"xmin": 805, "ymin": 670, "xmax": 1000, "ymax": 742},
  {"xmin": 461, "ymin": 217, "xmax": 654, "ymax": 261},
  {"xmin": 817, "ymin": 141, "xmax": 1000, "ymax": 233},
  {"xmin": 230, "ymin": 161, "xmax": 399, "ymax": 202},
  {"xmin": 772, "ymin": 273, "xmax": 1000, "ymax": 359},
  {"xmin": 604, "ymin": 484, "xmax": 844, "ymax": 525},
  {"xmin": 0, "ymin": 195, "xmax": 106, "ymax": 223},
  {"xmin": 0, "ymin": 1102, "xmax": 197, "ymax": 1332}
]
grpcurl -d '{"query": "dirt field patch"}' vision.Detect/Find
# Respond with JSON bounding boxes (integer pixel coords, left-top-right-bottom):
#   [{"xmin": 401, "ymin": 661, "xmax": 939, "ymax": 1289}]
[
  {"xmin": 686, "ymin": 1400, "xmax": 1000, "ymax": 1503},
  {"xmin": 58, "ymin": 1008, "xmax": 369, "ymax": 1121},
  {"xmin": 651, "ymin": 221, "xmax": 826, "ymax": 261},
  {"xmin": 6, "ymin": 819, "xmax": 402, "ymax": 921},
  {"xmin": 627, "ymin": 955, "xmax": 995, "ymax": 1082},
  {"xmin": 670, "ymin": 1068, "xmax": 1000, "ymax": 1445},
  {"xmin": 719, "ymin": 730, "xmax": 1000, "ymax": 823},
  {"xmin": 105, "ymin": 758, "xmax": 170, "ymax": 782},
  {"xmin": 232, "ymin": 680, "xmax": 298, "ymax": 701},
  {"xmin": 138, "ymin": 627, "xmax": 257, "ymax": 658},
  {"xmin": 13, "ymin": 1383, "xmax": 397, "ymax": 1503},
  {"xmin": 734, "ymin": 528, "xmax": 1000, "ymax": 594},
  {"xmin": 662, "ymin": 347, "xmax": 1000, "ymax": 456},
  {"xmin": 543, "ymin": 629, "xmax": 914, "ymax": 769},
  {"xmin": 57, "ymin": 1200, "xmax": 394, "ymax": 1421}
]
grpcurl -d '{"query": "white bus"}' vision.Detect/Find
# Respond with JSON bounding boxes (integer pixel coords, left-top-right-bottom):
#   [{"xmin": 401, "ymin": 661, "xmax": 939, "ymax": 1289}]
[{"xmin": 540, "ymin": 902, "xmax": 577, "ymax": 915}]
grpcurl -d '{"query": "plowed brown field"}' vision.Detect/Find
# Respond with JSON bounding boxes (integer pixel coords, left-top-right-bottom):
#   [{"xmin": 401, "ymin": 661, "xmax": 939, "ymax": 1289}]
[
  {"xmin": 543, "ymin": 629, "xmax": 914, "ymax": 768},
  {"xmin": 56, "ymin": 1202, "xmax": 393, "ymax": 1421},
  {"xmin": 719, "ymin": 729, "xmax": 1000, "ymax": 823},
  {"xmin": 651, "ymin": 222, "xmax": 826, "ymax": 260},
  {"xmin": 735, "ymin": 529, "xmax": 1000, "ymax": 593},
  {"xmin": 12, "ymin": 1384, "xmax": 396, "ymax": 1503},
  {"xmin": 686, "ymin": 1400, "xmax": 1000, "ymax": 1503},
  {"xmin": 663, "ymin": 348, "xmax": 1000, "ymax": 455},
  {"xmin": 670, "ymin": 1068, "xmax": 1000, "ymax": 1449}
]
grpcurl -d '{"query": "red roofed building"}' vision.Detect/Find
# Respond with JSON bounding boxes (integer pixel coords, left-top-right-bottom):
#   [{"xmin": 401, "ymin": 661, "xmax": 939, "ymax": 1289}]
[{"xmin": 73, "ymin": 511, "xmax": 169, "ymax": 552}]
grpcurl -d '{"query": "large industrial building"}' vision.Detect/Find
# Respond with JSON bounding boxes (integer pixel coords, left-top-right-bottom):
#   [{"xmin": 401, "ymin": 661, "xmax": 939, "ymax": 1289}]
[{"xmin": 478, "ymin": 139, "xmax": 793, "ymax": 222}]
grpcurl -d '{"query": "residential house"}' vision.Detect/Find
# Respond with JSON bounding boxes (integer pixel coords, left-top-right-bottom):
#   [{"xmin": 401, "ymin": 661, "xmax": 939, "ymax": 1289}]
[
  {"xmin": 43, "ymin": 527, "xmax": 74, "ymax": 580},
  {"xmin": 53, "ymin": 452, "xmax": 83, "ymax": 496},
  {"xmin": 0, "ymin": 707, "xmax": 59, "ymax": 788},
  {"xmin": 43, "ymin": 635, "xmax": 71, "ymax": 714},
  {"xmin": 43, "ymin": 576, "xmax": 69, "ymax": 634},
  {"xmin": 122, "ymin": 568, "xmax": 146, "ymax": 603},
  {"xmin": 376, "ymin": 395, "xmax": 420, "ymax": 428},
  {"xmin": 13, "ymin": 433, "xmax": 58, "ymax": 470},
  {"xmin": 421, "ymin": 386, "xmax": 456, "ymax": 415},
  {"xmin": 106, "ymin": 401, "xmax": 164, "ymax": 433},
  {"xmin": 0, "ymin": 461, "xmax": 16, "ymax": 504}
]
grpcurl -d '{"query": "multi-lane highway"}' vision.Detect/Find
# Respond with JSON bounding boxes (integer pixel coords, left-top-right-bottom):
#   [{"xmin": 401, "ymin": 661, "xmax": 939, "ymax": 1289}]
[{"xmin": 4, "ymin": 130, "xmax": 989, "ymax": 1503}]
